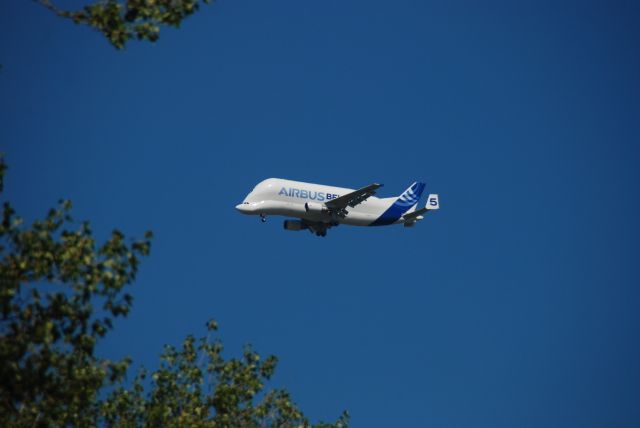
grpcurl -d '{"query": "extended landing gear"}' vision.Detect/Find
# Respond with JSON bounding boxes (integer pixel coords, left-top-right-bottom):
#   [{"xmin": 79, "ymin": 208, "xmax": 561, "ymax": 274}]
[
  {"xmin": 310, "ymin": 222, "xmax": 335, "ymax": 237},
  {"xmin": 283, "ymin": 219, "xmax": 330, "ymax": 237},
  {"xmin": 260, "ymin": 214, "xmax": 267, "ymax": 223}
]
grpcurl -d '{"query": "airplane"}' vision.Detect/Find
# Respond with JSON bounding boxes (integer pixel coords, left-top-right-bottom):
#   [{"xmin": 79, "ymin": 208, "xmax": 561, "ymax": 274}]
[{"xmin": 235, "ymin": 178, "xmax": 439, "ymax": 237}]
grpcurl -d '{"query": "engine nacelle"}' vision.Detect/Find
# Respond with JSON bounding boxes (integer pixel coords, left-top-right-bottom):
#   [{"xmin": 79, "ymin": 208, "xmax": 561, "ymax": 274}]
[
  {"xmin": 283, "ymin": 220, "xmax": 306, "ymax": 231},
  {"xmin": 304, "ymin": 202, "xmax": 327, "ymax": 214}
]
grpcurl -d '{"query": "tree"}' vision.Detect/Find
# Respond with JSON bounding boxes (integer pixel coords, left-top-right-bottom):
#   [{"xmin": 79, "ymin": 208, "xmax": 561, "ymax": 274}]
[
  {"xmin": 35, "ymin": 0, "xmax": 214, "ymax": 49},
  {"xmin": 0, "ymin": 156, "xmax": 348, "ymax": 427},
  {"xmin": 101, "ymin": 321, "xmax": 348, "ymax": 428}
]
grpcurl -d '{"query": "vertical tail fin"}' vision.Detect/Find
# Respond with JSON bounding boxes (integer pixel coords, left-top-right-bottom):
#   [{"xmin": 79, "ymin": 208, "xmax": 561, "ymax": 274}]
[{"xmin": 395, "ymin": 182, "xmax": 425, "ymax": 208}]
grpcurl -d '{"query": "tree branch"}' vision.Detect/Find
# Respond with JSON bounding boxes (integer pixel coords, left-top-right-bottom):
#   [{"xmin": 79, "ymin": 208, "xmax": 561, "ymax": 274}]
[{"xmin": 34, "ymin": 0, "xmax": 73, "ymax": 19}]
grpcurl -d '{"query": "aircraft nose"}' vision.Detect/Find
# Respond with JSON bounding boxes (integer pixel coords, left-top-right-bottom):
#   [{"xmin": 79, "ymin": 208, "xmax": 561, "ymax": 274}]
[{"xmin": 235, "ymin": 203, "xmax": 250, "ymax": 213}]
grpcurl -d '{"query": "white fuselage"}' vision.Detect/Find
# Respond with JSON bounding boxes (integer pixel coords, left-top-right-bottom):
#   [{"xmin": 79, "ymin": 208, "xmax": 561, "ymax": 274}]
[{"xmin": 236, "ymin": 178, "xmax": 403, "ymax": 226}]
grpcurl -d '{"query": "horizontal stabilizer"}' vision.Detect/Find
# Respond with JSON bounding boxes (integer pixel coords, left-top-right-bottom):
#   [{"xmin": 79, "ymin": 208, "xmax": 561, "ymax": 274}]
[{"xmin": 402, "ymin": 194, "xmax": 440, "ymax": 222}]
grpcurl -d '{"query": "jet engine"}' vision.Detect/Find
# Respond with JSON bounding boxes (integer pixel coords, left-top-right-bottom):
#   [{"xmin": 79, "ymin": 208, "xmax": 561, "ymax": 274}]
[
  {"xmin": 304, "ymin": 202, "xmax": 327, "ymax": 214},
  {"xmin": 283, "ymin": 220, "xmax": 306, "ymax": 231}
]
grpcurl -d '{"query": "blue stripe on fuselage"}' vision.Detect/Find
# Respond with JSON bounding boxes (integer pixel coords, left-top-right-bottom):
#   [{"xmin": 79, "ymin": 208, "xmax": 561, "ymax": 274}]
[{"xmin": 370, "ymin": 203, "xmax": 415, "ymax": 226}]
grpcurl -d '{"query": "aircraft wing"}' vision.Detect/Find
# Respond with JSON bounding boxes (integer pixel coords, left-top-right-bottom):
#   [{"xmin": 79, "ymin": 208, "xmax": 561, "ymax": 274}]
[{"xmin": 325, "ymin": 183, "xmax": 383, "ymax": 213}]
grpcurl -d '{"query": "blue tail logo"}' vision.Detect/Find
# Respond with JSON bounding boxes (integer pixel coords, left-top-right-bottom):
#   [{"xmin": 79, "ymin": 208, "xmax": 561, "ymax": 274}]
[
  {"xmin": 370, "ymin": 182, "xmax": 426, "ymax": 226},
  {"xmin": 394, "ymin": 182, "xmax": 425, "ymax": 208}
]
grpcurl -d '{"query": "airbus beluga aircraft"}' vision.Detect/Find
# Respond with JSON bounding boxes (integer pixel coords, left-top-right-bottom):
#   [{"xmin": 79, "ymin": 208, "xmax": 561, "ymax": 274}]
[{"xmin": 235, "ymin": 178, "xmax": 439, "ymax": 237}]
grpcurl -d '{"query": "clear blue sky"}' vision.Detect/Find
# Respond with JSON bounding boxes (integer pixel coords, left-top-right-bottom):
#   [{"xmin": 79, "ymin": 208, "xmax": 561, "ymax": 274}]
[{"xmin": 2, "ymin": 1, "xmax": 639, "ymax": 426}]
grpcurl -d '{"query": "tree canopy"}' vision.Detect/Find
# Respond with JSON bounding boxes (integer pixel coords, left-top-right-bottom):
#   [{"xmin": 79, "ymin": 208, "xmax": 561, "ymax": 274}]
[
  {"xmin": 36, "ymin": 0, "xmax": 213, "ymax": 49},
  {"xmin": 0, "ymin": 156, "xmax": 348, "ymax": 427}
]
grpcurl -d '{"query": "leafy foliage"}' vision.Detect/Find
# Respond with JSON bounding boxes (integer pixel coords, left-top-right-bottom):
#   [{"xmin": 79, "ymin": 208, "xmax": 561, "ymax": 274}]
[
  {"xmin": 0, "ymin": 156, "xmax": 152, "ymax": 426},
  {"xmin": 102, "ymin": 320, "xmax": 349, "ymax": 428},
  {"xmin": 0, "ymin": 156, "xmax": 348, "ymax": 427},
  {"xmin": 37, "ymin": 0, "xmax": 214, "ymax": 49}
]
